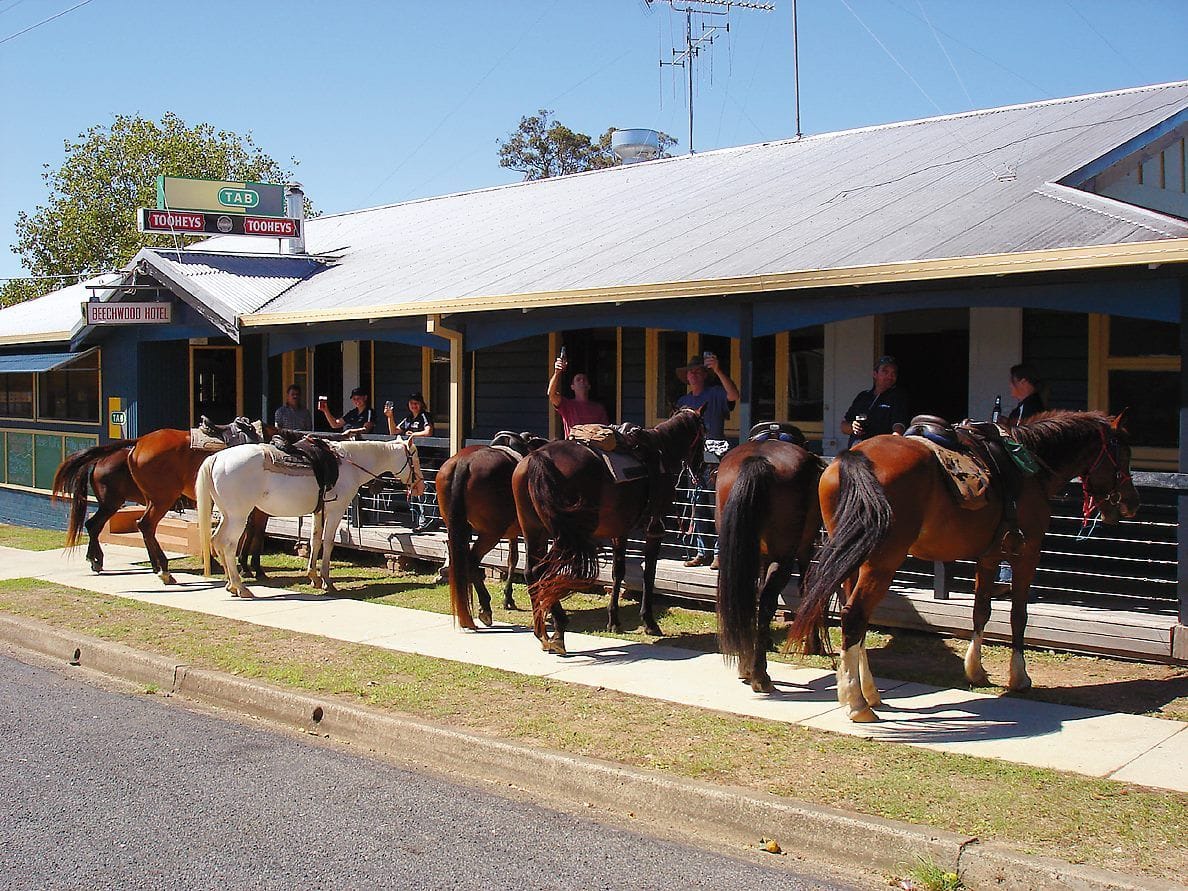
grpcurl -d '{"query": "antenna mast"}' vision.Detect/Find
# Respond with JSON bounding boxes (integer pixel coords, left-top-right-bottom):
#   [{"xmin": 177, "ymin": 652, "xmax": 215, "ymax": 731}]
[{"xmin": 650, "ymin": 0, "xmax": 774, "ymax": 154}]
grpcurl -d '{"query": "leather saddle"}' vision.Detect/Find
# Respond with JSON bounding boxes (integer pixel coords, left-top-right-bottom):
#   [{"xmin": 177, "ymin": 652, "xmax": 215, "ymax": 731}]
[
  {"xmin": 490, "ymin": 430, "xmax": 548, "ymax": 460},
  {"xmin": 199, "ymin": 416, "xmax": 263, "ymax": 447},
  {"xmin": 269, "ymin": 431, "xmax": 341, "ymax": 501},
  {"xmin": 903, "ymin": 414, "xmax": 1027, "ymax": 555},
  {"xmin": 568, "ymin": 422, "xmax": 656, "ymax": 484},
  {"xmin": 747, "ymin": 421, "xmax": 806, "ymax": 446}
]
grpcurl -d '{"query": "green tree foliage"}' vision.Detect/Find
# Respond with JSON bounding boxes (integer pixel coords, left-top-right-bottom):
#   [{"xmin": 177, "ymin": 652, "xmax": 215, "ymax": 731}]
[
  {"xmin": 2, "ymin": 112, "xmax": 305, "ymax": 307},
  {"xmin": 498, "ymin": 109, "xmax": 677, "ymax": 181}
]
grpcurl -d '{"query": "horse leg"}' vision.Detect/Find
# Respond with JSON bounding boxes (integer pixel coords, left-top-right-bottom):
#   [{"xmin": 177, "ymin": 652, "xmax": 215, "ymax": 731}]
[
  {"xmin": 638, "ymin": 519, "xmax": 665, "ymax": 637},
  {"xmin": 1006, "ymin": 557, "xmax": 1040, "ymax": 692},
  {"xmin": 549, "ymin": 601, "xmax": 569, "ymax": 655},
  {"xmin": 747, "ymin": 560, "xmax": 794, "ymax": 694},
  {"xmin": 470, "ymin": 530, "xmax": 503, "ymax": 627},
  {"xmin": 607, "ymin": 539, "xmax": 626, "ymax": 633},
  {"xmin": 837, "ymin": 569, "xmax": 890, "ymax": 722},
  {"xmin": 83, "ymin": 499, "xmax": 121, "ymax": 573},
  {"xmin": 136, "ymin": 501, "xmax": 176, "ymax": 585},
  {"xmin": 211, "ymin": 507, "xmax": 252, "ymax": 598},
  {"xmin": 502, "ymin": 536, "xmax": 519, "ymax": 611},
  {"xmin": 964, "ymin": 559, "xmax": 998, "ymax": 687},
  {"xmin": 307, "ymin": 510, "xmax": 324, "ymax": 589}
]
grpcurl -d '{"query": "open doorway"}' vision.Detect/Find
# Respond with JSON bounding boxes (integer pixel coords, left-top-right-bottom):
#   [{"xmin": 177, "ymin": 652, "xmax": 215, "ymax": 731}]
[
  {"xmin": 190, "ymin": 345, "xmax": 240, "ymax": 426},
  {"xmin": 883, "ymin": 309, "xmax": 969, "ymax": 424}
]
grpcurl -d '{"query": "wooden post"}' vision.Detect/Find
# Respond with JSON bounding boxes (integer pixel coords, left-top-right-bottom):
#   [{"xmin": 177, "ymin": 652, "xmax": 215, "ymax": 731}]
[
  {"xmin": 427, "ymin": 315, "xmax": 464, "ymax": 455},
  {"xmin": 933, "ymin": 561, "xmax": 953, "ymax": 601},
  {"xmin": 1178, "ymin": 283, "xmax": 1188, "ymax": 625},
  {"xmin": 737, "ymin": 303, "xmax": 754, "ymax": 440}
]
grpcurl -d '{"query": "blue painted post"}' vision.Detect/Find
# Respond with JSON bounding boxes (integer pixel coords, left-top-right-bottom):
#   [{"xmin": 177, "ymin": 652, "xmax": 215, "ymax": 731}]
[{"xmin": 1179, "ymin": 284, "xmax": 1188, "ymax": 626}]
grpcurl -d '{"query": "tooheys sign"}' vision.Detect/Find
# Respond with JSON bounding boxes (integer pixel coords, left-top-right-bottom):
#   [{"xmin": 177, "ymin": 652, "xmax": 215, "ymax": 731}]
[{"xmin": 137, "ymin": 209, "xmax": 301, "ymax": 238}]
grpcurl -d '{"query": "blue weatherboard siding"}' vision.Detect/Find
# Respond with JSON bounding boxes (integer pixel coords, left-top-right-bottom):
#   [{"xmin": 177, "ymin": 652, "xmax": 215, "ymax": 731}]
[
  {"xmin": 374, "ymin": 342, "xmax": 423, "ymax": 408},
  {"xmin": 471, "ymin": 335, "xmax": 550, "ymax": 439},
  {"xmin": 620, "ymin": 328, "xmax": 646, "ymax": 426}
]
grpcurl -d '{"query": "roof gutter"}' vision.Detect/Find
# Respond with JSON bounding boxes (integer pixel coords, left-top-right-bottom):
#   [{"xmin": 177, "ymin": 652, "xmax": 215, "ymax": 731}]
[{"xmin": 238, "ymin": 237, "xmax": 1188, "ymax": 328}]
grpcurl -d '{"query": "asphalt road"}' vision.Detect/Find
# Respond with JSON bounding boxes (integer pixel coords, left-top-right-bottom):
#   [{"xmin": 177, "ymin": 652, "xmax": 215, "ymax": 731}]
[{"xmin": 0, "ymin": 651, "xmax": 862, "ymax": 890}]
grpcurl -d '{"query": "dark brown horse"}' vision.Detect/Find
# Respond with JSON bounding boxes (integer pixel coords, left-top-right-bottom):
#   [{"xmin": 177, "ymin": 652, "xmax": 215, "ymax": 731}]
[
  {"xmin": 52, "ymin": 431, "xmax": 270, "ymax": 583},
  {"xmin": 438, "ymin": 434, "xmax": 548, "ymax": 630},
  {"xmin": 513, "ymin": 407, "xmax": 705, "ymax": 655},
  {"xmin": 788, "ymin": 411, "xmax": 1139, "ymax": 722},
  {"xmin": 715, "ymin": 439, "xmax": 823, "ymax": 693}
]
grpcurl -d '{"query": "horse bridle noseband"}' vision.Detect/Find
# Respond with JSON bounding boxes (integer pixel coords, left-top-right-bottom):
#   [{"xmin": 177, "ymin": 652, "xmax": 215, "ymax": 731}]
[
  {"xmin": 337, "ymin": 441, "xmax": 420, "ymax": 489},
  {"xmin": 1080, "ymin": 424, "xmax": 1131, "ymax": 524}
]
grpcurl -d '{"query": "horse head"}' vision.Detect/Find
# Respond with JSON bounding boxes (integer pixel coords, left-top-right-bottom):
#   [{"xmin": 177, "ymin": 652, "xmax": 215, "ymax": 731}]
[
  {"xmin": 670, "ymin": 405, "xmax": 706, "ymax": 475},
  {"xmin": 1082, "ymin": 412, "xmax": 1139, "ymax": 525}
]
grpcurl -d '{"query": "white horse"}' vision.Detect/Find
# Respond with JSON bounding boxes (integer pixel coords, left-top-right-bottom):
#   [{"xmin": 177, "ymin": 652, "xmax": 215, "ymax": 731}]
[{"xmin": 197, "ymin": 438, "xmax": 424, "ymax": 598}]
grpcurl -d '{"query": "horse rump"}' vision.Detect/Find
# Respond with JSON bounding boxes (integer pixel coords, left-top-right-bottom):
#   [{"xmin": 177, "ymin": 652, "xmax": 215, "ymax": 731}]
[
  {"xmin": 442, "ymin": 458, "xmax": 478, "ymax": 629},
  {"xmin": 716, "ymin": 455, "xmax": 773, "ymax": 668},
  {"xmin": 51, "ymin": 440, "xmax": 136, "ymax": 547},
  {"xmin": 787, "ymin": 449, "xmax": 891, "ymax": 654}
]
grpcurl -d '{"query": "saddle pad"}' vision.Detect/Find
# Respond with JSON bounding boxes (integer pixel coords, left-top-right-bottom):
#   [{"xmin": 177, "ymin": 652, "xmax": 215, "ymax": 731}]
[
  {"xmin": 914, "ymin": 437, "xmax": 990, "ymax": 510},
  {"xmin": 190, "ymin": 429, "xmax": 228, "ymax": 452},
  {"xmin": 597, "ymin": 449, "xmax": 649, "ymax": 484},
  {"xmin": 490, "ymin": 444, "xmax": 525, "ymax": 463},
  {"xmin": 262, "ymin": 444, "xmax": 316, "ymax": 477},
  {"xmin": 569, "ymin": 424, "xmax": 617, "ymax": 451}
]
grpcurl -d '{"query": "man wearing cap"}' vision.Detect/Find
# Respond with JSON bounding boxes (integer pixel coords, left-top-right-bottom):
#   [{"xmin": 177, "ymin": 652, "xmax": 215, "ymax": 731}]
[
  {"xmin": 842, "ymin": 355, "xmax": 911, "ymax": 447},
  {"xmin": 319, "ymin": 387, "xmax": 376, "ymax": 436},
  {"xmin": 674, "ymin": 353, "xmax": 739, "ymax": 568},
  {"xmin": 548, "ymin": 355, "xmax": 608, "ymax": 437}
]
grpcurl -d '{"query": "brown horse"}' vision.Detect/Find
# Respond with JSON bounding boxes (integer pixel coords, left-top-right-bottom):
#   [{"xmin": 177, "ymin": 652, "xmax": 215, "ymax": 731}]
[
  {"xmin": 52, "ymin": 431, "xmax": 270, "ymax": 583},
  {"xmin": 438, "ymin": 434, "xmax": 548, "ymax": 630},
  {"xmin": 788, "ymin": 411, "xmax": 1139, "ymax": 722},
  {"xmin": 715, "ymin": 439, "xmax": 823, "ymax": 693},
  {"xmin": 513, "ymin": 407, "xmax": 705, "ymax": 655}
]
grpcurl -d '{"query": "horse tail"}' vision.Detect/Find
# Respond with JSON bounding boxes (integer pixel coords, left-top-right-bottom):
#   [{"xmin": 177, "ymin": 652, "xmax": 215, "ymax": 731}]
[
  {"xmin": 716, "ymin": 455, "xmax": 772, "ymax": 670},
  {"xmin": 524, "ymin": 452, "xmax": 600, "ymax": 623},
  {"xmin": 444, "ymin": 461, "xmax": 477, "ymax": 629},
  {"xmin": 787, "ymin": 450, "xmax": 891, "ymax": 653},
  {"xmin": 196, "ymin": 454, "xmax": 215, "ymax": 577},
  {"xmin": 51, "ymin": 441, "xmax": 134, "ymax": 548}
]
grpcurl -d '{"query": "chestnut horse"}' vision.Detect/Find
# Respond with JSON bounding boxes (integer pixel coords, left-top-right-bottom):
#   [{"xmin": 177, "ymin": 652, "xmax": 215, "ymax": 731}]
[
  {"xmin": 715, "ymin": 439, "xmax": 823, "ymax": 693},
  {"xmin": 788, "ymin": 411, "xmax": 1138, "ymax": 722},
  {"xmin": 52, "ymin": 431, "xmax": 269, "ymax": 584},
  {"xmin": 513, "ymin": 407, "xmax": 705, "ymax": 655},
  {"xmin": 438, "ymin": 434, "xmax": 548, "ymax": 630}
]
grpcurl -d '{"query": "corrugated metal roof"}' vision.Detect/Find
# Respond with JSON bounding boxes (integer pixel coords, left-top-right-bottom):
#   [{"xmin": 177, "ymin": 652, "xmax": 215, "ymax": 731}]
[
  {"xmin": 0, "ymin": 274, "xmax": 123, "ymax": 344},
  {"xmin": 14, "ymin": 81, "xmax": 1188, "ymax": 337},
  {"xmin": 0, "ymin": 347, "xmax": 96, "ymax": 373}
]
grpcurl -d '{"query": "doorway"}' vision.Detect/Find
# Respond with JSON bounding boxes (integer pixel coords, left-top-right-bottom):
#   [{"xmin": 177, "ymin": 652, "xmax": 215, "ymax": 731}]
[
  {"xmin": 883, "ymin": 310, "xmax": 970, "ymax": 425},
  {"xmin": 190, "ymin": 346, "xmax": 240, "ymax": 426}
]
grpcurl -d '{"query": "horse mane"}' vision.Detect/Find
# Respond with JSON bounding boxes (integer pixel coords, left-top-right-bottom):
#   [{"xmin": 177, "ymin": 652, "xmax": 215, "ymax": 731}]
[
  {"xmin": 631, "ymin": 408, "xmax": 701, "ymax": 459},
  {"xmin": 1009, "ymin": 410, "xmax": 1113, "ymax": 476}
]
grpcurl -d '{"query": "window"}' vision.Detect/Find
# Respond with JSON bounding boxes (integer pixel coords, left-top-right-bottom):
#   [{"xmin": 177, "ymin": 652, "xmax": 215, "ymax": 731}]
[
  {"xmin": 0, "ymin": 373, "xmax": 33, "ymax": 418},
  {"xmin": 786, "ymin": 327, "xmax": 824, "ymax": 422},
  {"xmin": 38, "ymin": 352, "xmax": 98, "ymax": 421}
]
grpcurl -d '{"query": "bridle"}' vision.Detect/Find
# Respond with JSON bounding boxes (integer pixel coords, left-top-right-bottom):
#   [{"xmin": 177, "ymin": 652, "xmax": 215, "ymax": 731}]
[
  {"xmin": 1079, "ymin": 423, "xmax": 1131, "ymax": 529},
  {"xmin": 336, "ymin": 440, "xmax": 420, "ymax": 490}
]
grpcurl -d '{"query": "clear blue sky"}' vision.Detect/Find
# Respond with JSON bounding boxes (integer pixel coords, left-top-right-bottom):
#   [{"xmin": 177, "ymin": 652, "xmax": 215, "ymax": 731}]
[{"xmin": 1, "ymin": 0, "xmax": 1185, "ymax": 282}]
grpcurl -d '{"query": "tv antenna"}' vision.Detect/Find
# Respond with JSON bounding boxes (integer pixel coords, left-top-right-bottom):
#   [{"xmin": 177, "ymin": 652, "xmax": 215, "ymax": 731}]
[{"xmin": 646, "ymin": 0, "xmax": 774, "ymax": 154}]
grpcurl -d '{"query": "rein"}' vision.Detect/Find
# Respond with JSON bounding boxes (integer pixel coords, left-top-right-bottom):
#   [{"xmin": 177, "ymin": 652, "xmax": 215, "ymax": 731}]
[
  {"xmin": 338, "ymin": 443, "xmax": 417, "ymax": 487},
  {"xmin": 1078, "ymin": 423, "xmax": 1130, "ymax": 536}
]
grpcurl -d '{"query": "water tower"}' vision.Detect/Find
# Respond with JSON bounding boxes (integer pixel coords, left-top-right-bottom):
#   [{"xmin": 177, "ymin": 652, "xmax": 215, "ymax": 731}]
[{"xmin": 611, "ymin": 129, "xmax": 661, "ymax": 164}]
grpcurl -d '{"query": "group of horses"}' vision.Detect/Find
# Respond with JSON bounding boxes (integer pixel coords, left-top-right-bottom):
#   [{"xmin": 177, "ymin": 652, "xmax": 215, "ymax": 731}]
[{"xmin": 52, "ymin": 406, "xmax": 1138, "ymax": 723}]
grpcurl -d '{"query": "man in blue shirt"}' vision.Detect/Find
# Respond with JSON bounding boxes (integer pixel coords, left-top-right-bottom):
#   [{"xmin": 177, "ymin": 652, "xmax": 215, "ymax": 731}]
[
  {"xmin": 674, "ymin": 353, "xmax": 739, "ymax": 568},
  {"xmin": 841, "ymin": 355, "xmax": 911, "ymax": 448}
]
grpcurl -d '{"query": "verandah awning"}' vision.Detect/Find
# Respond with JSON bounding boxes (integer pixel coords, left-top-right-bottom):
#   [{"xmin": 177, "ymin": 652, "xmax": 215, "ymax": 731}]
[{"xmin": 0, "ymin": 347, "xmax": 96, "ymax": 374}]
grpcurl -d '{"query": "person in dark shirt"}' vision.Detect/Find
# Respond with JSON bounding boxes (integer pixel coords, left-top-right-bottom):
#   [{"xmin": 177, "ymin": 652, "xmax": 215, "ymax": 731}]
[
  {"xmin": 841, "ymin": 355, "xmax": 911, "ymax": 447},
  {"xmin": 386, "ymin": 392, "xmax": 436, "ymax": 533},
  {"xmin": 318, "ymin": 387, "xmax": 375, "ymax": 436},
  {"xmin": 1006, "ymin": 363, "xmax": 1046, "ymax": 425}
]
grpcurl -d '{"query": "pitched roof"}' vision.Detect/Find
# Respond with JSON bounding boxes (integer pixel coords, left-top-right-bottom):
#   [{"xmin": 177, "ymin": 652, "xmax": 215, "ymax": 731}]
[{"xmin": 0, "ymin": 274, "xmax": 124, "ymax": 345}]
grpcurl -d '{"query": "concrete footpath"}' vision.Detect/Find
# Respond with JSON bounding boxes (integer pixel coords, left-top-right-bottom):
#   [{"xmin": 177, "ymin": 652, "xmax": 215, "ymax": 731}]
[{"xmin": 1, "ymin": 543, "xmax": 1186, "ymax": 889}]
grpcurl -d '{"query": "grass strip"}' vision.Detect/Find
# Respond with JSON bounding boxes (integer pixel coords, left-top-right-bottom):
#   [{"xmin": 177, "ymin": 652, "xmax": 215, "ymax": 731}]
[{"xmin": 0, "ymin": 576, "xmax": 1183, "ymax": 881}]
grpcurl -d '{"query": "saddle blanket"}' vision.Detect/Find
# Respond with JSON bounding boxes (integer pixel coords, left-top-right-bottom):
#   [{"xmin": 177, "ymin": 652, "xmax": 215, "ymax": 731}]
[
  {"xmin": 913, "ymin": 437, "xmax": 990, "ymax": 510},
  {"xmin": 261, "ymin": 443, "xmax": 318, "ymax": 477},
  {"xmin": 596, "ymin": 449, "xmax": 650, "ymax": 484},
  {"xmin": 190, "ymin": 420, "xmax": 264, "ymax": 451},
  {"xmin": 190, "ymin": 429, "xmax": 229, "ymax": 452}
]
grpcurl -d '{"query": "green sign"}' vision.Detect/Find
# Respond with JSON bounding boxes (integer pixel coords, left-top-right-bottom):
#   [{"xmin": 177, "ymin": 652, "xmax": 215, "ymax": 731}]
[
  {"xmin": 218, "ymin": 187, "xmax": 260, "ymax": 209},
  {"xmin": 156, "ymin": 176, "xmax": 286, "ymax": 217}
]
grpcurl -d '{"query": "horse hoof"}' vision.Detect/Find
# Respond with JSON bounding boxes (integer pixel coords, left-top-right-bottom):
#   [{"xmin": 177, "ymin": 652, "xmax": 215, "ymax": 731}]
[
  {"xmin": 607, "ymin": 622, "xmax": 622, "ymax": 634},
  {"xmin": 88, "ymin": 560, "xmax": 102, "ymax": 573},
  {"xmin": 478, "ymin": 609, "xmax": 493, "ymax": 627},
  {"xmin": 849, "ymin": 707, "xmax": 879, "ymax": 723},
  {"xmin": 159, "ymin": 572, "xmax": 176, "ymax": 586},
  {"xmin": 751, "ymin": 675, "xmax": 774, "ymax": 694},
  {"xmin": 967, "ymin": 670, "xmax": 991, "ymax": 688},
  {"xmin": 644, "ymin": 624, "xmax": 662, "ymax": 637},
  {"xmin": 503, "ymin": 599, "xmax": 518, "ymax": 611}
]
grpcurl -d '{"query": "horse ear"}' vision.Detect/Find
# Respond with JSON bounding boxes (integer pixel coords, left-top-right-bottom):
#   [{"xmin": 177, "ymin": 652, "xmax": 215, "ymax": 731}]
[
  {"xmin": 1112, "ymin": 408, "xmax": 1129, "ymax": 432},
  {"xmin": 697, "ymin": 404, "xmax": 706, "ymax": 416}
]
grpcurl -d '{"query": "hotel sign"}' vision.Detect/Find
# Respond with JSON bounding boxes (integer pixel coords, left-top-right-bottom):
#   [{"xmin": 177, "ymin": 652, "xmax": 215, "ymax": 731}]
[
  {"xmin": 86, "ymin": 302, "xmax": 172, "ymax": 325},
  {"xmin": 156, "ymin": 176, "xmax": 287, "ymax": 217},
  {"xmin": 137, "ymin": 208, "xmax": 301, "ymax": 238}
]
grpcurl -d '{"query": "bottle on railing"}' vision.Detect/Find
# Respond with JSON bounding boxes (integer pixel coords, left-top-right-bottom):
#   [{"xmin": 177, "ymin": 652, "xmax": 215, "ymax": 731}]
[{"xmin": 991, "ymin": 395, "xmax": 1002, "ymax": 423}]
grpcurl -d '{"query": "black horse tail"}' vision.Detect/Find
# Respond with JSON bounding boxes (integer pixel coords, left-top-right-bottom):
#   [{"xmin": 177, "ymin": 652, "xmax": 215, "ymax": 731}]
[
  {"xmin": 716, "ymin": 455, "xmax": 772, "ymax": 670},
  {"xmin": 787, "ymin": 450, "xmax": 891, "ymax": 653},
  {"xmin": 51, "ymin": 440, "xmax": 135, "ymax": 548},
  {"xmin": 524, "ymin": 451, "xmax": 600, "ymax": 623},
  {"xmin": 445, "ymin": 460, "xmax": 477, "ymax": 630}
]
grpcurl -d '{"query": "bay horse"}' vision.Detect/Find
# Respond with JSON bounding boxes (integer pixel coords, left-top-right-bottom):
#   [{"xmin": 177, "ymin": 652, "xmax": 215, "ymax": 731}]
[
  {"xmin": 52, "ymin": 431, "xmax": 270, "ymax": 584},
  {"xmin": 513, "ymin": 407, "xmax": 705, "ymax": 655},
  {"xmin": 197, "ymin": 438, "xmax": 423, "ymax": 597},
  {"xmin": 788, "ymin": 411, "xmax": 1138, "ymax": 722},
  {"xmin": 715, "ymin": 439, "xmax": 823, "ymax": 693},
  {"xmin": 437, "ymin": 433, "xmax": 548, "ymax": 630}
]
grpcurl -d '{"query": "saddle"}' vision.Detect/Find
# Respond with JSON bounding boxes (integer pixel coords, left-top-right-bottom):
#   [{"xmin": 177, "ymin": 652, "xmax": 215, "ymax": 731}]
[
  {"xmin": 568, "ymin": 423, "xmax": 652, "ymax": 483},
  {"xmin": 903, "ymin": 414, "xmax": 1030, "ymax": 555},
  {"xmin": 268, "ymin": 431, "xmax": 341, "ymax": 503},
  {"xmin": 747, "ymin": 421, "xmax": 806, "ymax": 446},
  {"xmin": 192, "ymin": 416, "xmax": 264, "ymax": 450},
  {"xmin": 489, "ymin": 430, "xmax": 548, "ymax": 462}
]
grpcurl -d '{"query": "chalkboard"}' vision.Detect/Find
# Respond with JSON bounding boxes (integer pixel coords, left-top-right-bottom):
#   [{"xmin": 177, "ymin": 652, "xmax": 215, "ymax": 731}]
[
  {"xmin": 64, "ymin": 435, "xmax": 97, "ymax": 458},
  {"xmin": 35, "ymin": 434, "xmax": 63, "ymax": 491},
  {"xmin": 6, "ymin": 432, "xmax": 32, "ymax": 487}
]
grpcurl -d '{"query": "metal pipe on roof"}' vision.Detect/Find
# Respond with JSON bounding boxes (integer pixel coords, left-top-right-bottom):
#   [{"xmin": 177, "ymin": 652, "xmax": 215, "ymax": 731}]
[{"xmin": 285, "ymin": 183, "xmax": 306, "ymax": 255}]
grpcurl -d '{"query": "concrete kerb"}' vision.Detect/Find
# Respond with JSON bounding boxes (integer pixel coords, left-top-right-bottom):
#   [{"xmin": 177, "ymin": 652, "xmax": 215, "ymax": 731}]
[{"xmin": 0, "ymin": 613, "xmax": 1178, "ymax": 891}]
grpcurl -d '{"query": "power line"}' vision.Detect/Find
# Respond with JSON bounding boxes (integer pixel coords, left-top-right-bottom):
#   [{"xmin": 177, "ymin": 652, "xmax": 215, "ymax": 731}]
[{"xmin": 0, "ymin": 0, "xmax": 96, "ymax": 47}]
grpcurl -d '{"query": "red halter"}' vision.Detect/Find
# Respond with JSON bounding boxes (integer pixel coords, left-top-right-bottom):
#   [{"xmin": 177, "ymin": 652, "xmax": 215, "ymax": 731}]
[{"xmin": 1080, "ymin": 424, "xmax": 1130, "ymax": 527}]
